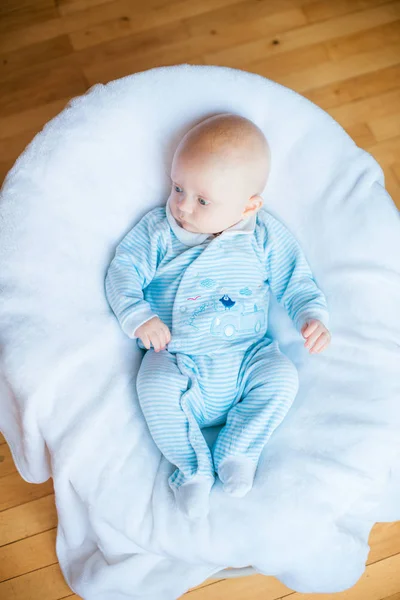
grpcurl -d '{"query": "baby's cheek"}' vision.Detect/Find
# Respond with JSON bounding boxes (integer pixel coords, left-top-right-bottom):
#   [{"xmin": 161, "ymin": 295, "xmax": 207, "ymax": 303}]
[{"xmin": 206, "ymin": 214, "xmax": 219, "ymax": 231}]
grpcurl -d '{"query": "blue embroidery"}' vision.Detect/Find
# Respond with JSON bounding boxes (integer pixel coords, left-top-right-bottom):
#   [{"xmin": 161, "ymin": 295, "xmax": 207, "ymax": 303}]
[
  {"xmin": 240, "ymin": 287, "xmax": 252, "ymax": 296},
  {"xmin": 201, "ymin": 278, "xmax": 217, "ymax": 289},
  {"xmin": 211, "ymin": 306, "xmax": 265, "ymax": 339},
  {"xmin": 219, "ymin": 294, "xmax": 236, "ymax": 310},
  {"xmin": 188, "ymin": 301, "xmax": 210, "ymax": 330}
]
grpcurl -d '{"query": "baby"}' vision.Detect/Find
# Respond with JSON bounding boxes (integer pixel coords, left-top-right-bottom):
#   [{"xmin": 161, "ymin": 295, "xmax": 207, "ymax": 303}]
[{"xmin": 105, "ymin": 113, "xmax": 331, "ymax": 519}]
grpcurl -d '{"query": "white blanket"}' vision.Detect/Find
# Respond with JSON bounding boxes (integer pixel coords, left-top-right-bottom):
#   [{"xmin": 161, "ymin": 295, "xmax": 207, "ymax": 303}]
[{"xmin": 1, "ymin": 64, "xmax": 400, "ymax": 600}]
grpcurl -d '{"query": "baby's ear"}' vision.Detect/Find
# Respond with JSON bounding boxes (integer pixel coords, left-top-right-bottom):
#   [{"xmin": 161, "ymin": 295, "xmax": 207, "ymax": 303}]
[{"xmin": 242, "ymin": 195, "xmax": 263, "ymax": 218}]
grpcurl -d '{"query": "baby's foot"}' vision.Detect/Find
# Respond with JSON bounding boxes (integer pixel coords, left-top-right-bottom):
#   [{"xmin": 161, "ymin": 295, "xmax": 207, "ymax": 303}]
[
  {"xmin": 174, "ymin": 475, "xmax": 214, "ymax": 519},
  {"xmin": 218, "ymin": 456, "xmax": 257, "ymax": 498}
]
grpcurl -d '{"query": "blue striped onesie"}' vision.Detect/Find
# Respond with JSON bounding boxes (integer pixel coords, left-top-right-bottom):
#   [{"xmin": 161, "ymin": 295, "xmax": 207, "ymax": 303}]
[{"xmin": 105, "ymin": 202, "xmax": 329, "ymax": 497}]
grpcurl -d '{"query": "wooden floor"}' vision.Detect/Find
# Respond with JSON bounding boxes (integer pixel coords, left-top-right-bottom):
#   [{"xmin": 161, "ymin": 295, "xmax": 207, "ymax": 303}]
[{"xmin": 1, "ymin": 0, "xmax": 400, "ymax": 598}]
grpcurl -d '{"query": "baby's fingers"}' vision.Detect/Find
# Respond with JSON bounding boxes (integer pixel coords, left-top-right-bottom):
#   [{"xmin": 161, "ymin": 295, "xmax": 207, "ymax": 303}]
[
  {"xmin": 304, "ymin": 327, "xmax": 322, "ymax": 350},
  {"xmin": 158, "ymin": 327, "xmax": 169, "ymax": 351},
  {"xmin": 164, "ymin": 325, "xmax": 171, "ymax": 343},
  {"xmin": 302, "ymin": 321, "xmax": 319, "ymax": 338},
  {"xmin": 310, "ymin": 332, "xmax": 330, "ymax": 354},
  {"xmin": 149, "ymin": 331, "xmax": 163, "ymax": 352},
  {"xmin": 141, "ymin": 333, "xmax": 151, "ymax": 350},
  {"xmin": 163, "ymin": 326, "xmax": 171, "ymax": 346}
]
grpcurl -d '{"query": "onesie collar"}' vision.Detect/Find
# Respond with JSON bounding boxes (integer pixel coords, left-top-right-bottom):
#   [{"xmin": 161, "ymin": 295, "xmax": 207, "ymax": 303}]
[{"xmin": 166, "ymin": 199, "xmax": 256, "ymax": 247}]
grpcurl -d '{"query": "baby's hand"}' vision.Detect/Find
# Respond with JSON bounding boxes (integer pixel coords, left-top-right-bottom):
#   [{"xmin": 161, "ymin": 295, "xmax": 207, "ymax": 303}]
[
  {"xmin": 301, "ymin": 320, "xmax": 331, "ymax": 354},
  {"xmin": 135, "ymin": 317, "xmax": 171, "ymax": 352}
]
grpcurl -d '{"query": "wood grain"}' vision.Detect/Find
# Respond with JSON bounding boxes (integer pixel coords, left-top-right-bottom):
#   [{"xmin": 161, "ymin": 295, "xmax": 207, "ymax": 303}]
[
  {"xmin": 0, "ymin": 494, "xmax": 57, "ymax": 546},
  {"xmin": 0, "ymin": 1, "xmax": 399, "ymax": 599},
  {"xmin": 204, "ymin": 3, "xmax": 400, "ymax": 66}
]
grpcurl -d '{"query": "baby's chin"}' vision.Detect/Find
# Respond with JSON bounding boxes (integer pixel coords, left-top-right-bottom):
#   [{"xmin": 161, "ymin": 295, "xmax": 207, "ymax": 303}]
[{"xmin": 183, "ymin": 222, "xmax": 215, "ymax": 235}]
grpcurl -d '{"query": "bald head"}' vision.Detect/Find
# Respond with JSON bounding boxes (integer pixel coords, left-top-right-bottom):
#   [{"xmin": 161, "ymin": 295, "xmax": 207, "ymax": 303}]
[
  {"xmin": 175, "ymin": 113, "xmax": 270, "ymax": 195},
  {"xmin": 168, "ymin": 113, "xmax": 271, "ymax": 235}
]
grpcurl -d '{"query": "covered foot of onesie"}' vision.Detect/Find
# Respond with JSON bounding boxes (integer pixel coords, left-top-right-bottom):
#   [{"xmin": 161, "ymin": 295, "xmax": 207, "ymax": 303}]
[
  {"xmin": 173, "ymin": 475, "xmax": 215, "ymax": 519},
  {"xmin": 218, "ymin": 456, "xmax": 257, "ymax": 498}
]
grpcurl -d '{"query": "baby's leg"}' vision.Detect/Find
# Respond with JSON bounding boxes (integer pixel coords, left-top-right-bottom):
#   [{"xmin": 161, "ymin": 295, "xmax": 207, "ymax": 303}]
[
  {"xmin": 137, "ymin": 349, "xmax": 214, "ymax": 518},
  {"xmin": 214, "ymin": 341, "xmax": 299, "ymax": 497}
]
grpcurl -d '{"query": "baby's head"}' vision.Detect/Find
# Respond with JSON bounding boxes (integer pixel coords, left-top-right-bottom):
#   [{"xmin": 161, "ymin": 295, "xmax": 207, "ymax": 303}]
[{"xmin": 168, "ymin": 113, "xmax": 270, "ymax": 235}]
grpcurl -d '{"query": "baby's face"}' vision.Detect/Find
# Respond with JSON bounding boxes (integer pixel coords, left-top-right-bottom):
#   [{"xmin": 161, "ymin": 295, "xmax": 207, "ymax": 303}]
[{"xmin": 168, "ymin": 150, "xmax": 261, "ymax": 235}]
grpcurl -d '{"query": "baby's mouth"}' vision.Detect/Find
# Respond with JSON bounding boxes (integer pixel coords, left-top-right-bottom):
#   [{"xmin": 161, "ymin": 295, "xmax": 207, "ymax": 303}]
[{"xmin": 175, "ymin": 212, "xmax": 195, "ymax": 230}]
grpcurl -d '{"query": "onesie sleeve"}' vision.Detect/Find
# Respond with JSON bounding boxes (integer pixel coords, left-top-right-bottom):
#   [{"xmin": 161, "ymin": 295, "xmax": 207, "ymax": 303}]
[
  {"xmin": 105, "ymin": 208, "xmax": 167, "ymax": 338},
  {"xmin": 260, "ymin": 211, "xmax": 329, "ymax": 331}
]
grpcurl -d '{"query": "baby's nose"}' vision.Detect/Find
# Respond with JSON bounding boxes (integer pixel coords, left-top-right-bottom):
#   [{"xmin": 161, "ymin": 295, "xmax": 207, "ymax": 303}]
[{"xmin": 179, "ymin": 196, "xmax": 194, "ymax": 214}]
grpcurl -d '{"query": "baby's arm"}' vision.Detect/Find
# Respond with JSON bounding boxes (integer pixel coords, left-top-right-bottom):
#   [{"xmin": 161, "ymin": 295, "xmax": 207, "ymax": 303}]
[
  {"xmin": 262, "ymin": 213, "xmax": 331, "ymax": 354},
  {"xmin": 105, "ymin": 210, "xmax": 170, "ymax": 349}
]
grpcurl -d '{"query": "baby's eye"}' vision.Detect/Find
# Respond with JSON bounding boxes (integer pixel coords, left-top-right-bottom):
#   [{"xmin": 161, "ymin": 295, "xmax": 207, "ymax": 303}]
[
  {"xmin": 198, "ymin": 198, "xmax": 209, "ymax": 206},
  {"xmin": 174, "ymin": 185, "xmax": 183, "ymax": 193}
]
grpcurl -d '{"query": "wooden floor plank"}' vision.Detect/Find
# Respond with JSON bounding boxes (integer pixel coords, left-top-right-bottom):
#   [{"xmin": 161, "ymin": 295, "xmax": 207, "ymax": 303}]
[
  {"xmin": 0, "ymin": 36, "xmax": 74, "ymax": 84},
  {"xmin": 344, "ymin": 122, "xmax": 377, "ymax": 148},
  {"xmin": 68, "ymin": 7, "xmax": 190, "ymax": 50},
  {"xmin": 0, "ymin": 129, "xmax": 39, "ymax": 164},
  {"xmin": 0, "ymin": 529, "xmax": 57, "ymax": 583},
  {"xmin": 392, "ymin": 162, "xmax": 400, "ymax": 184},
  {"xmin": 0, "ymin": 17, "xmax": 63, "ymax": 54},
  {"xmin": 248, "ymin": 42, "xmax": 331, "ymax": 81},
  {"xmin": 0, "ymin": 57, "xmax": 87, "ymax": 117},
  {"xmin": 0, "ymin": 494, "xmax": 57, "ymax": 547},
  {"xmin": 65, "ymin": 0, "xmax": 247, "ymax": 48},
  {"xmin": 325, "ymin": 20, "xmax": 400, "ymax": 62},
  {"xmin": 329, "ymin": 88, "xmax": 400, "ymax": 127},
  {"xmin": 184, "ymin": 3, "xmax": 307, "ymax": 45},
  {"xmin": 189, "ymin": 579, "xmax": 227, "ymax": 593},
  {"xmin": 0, "ymin": 472, "xmax": 54, "ymax": 513},
  {"xmin": 265, "ymin": 41, "xmax": 400, "ymax": 93},
  {"xmin": 368, "ymin": 522, "xmax": 400, "ymax": 565},
  {"xmin": 0, "ymin": 97, "xmax": 70, "ymax": 140},
  {"xmin": 74, "ymin": 5, "xmax": 306, "ymax": 79},
  {"xmin": 304, "ymin": 64, "xmax": 400, "ymax": 110},
  {"xmin": 0, "ymin": 442, "xmax": 19, "ymax": 479},
  {"xmin": 0, "ymin": 160, "xmax": 19, "ymax": 186},
  {"xmin": 203, "ymin": 3, "xmax": 400, "ymax": 68},
  {"xmin": 301, "ymin": 0, "xmax": 395, "ymax": 24},
  {"xmin": 73, "ymin": 18, "xmax": 192, "ymax": 64},
  {"xmin": 367, "ymin": 135, "xmax": 400, "ymax": 165},
  {"xmin": 369, "ymin": 112, "xmax": 400, "ymax": 143},
  {"xmin": 182, "ymin": 0, "xmax": 297, "ymax": 38},
  {"xmin": 0, "ymin": 0, "xmax": 44, "ymax": 15},
  {"xmin": 0, "ymin": 563, "xmax": 72, "ymax": 600},
  {"xmin": 0, "ymin": 0, "xmax": 58, "ymax": 35},
  {"xmin": 58, "ymin": 0, "xmax": 117, "ymax": 15}
]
